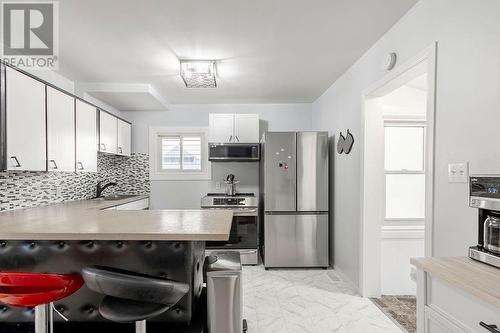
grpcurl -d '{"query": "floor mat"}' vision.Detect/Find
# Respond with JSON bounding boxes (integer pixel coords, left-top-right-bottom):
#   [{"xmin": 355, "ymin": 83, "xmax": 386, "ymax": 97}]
[{"xmin": 370, "ymin": 295, "xmax": 416, "ymax": 333}]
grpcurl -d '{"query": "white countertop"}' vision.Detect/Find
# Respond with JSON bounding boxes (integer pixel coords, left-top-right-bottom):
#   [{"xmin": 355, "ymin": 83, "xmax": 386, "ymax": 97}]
[
  {"xmin": 0, "ymin": 196, "xmax": 233, "ymax": 241},
  {"xmin": 411, "ymin": 256, "xmax": 500, "ymax": 309}
]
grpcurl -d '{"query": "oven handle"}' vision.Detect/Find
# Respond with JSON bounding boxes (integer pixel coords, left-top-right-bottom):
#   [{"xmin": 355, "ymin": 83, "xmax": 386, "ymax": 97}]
[{"xmin": 233, "ymin": 209, "xmax": 258, "ymax": 217}]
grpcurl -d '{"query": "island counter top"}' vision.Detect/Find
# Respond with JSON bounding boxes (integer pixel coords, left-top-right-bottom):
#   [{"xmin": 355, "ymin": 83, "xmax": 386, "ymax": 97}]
[{"xmin": 0, "ymin": 196, "xmax": 233, "ymax": 241}]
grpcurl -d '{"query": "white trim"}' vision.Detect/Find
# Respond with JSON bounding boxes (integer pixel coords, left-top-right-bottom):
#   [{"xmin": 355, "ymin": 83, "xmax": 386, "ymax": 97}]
[
  {"xmin": 149, "ymin": 126, "xmax": 212, "ymax": 181},
  {"xmin": 333, "ymin": 265, "xmax": 360, "ymax": 295},
  {"xmin": 381, "ymin": 225, "xmax": 425, "ymax": 239},
  {"xmin": 359, "ymin": 42, "xmax": 437, "ymax": 298}
]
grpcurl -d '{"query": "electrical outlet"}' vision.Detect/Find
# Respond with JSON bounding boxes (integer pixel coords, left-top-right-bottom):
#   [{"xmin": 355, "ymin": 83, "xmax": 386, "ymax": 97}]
[
  {"xmin": 215, "ymin": 182, "xmax": 221, "ymax": 190},
  {"xmin": 448, "ymin": 162, "xmax": 468, "ymax": 183}
]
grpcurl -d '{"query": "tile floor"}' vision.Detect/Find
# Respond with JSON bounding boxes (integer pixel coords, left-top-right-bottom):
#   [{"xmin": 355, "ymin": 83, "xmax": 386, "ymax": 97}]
[
  {"xmin": 371, "ymin": 296, "xmax": 416, "ymax": 333},
  {"xmin": 242, "ymin": 265, "xmax": 403, "ymax": 333}
]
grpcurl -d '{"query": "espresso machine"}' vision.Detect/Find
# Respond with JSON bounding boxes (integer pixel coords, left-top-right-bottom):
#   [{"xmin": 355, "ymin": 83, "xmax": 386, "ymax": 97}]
[{"xmin": 469, "ymin": 176, "xmax": 500, "ymax": 268}]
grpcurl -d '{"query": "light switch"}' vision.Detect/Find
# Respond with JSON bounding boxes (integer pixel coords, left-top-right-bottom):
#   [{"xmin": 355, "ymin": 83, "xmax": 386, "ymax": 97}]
[{"xmin": 448, "ymin": 162, "xmax": 468, "ymax": 183}]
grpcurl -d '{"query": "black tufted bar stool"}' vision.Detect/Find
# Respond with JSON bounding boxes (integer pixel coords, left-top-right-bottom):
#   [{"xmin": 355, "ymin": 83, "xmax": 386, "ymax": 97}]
[{"xmin": 81, "ymin": 266, "xmax": 190, "ymax": 333}]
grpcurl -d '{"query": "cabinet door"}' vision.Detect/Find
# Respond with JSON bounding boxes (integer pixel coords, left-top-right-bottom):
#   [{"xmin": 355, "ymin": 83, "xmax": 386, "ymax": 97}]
[
  {"xmin": 46, "ymin": 86, "xmax": 75, "ymax": 172},
  {"xmin": 209, "ymin": 113, "xmax": 234, "ymax": 142},
  {"xmin": 75, "ymin": 100, "xmax": 97, "ymax": 172},
  {"xmin": 99, "ymin": 111, "xmax": 117, "ymax": 154},
  {"xmin": 234, "ymin": 114, "xmax": 259, "ymax": 142},
  {"xmin": 117, "ymin": 119, "xmax": 131, "ymax": 156},
  {"xmin": 6, "ymin": 67, "xmax": 46, "ymax": 171}
]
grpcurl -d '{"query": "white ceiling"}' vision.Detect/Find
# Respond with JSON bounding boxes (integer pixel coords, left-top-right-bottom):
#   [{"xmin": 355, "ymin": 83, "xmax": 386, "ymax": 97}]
[{"xmin": 57, "ymin": 0, "xmax": 418, "ymax": 105}]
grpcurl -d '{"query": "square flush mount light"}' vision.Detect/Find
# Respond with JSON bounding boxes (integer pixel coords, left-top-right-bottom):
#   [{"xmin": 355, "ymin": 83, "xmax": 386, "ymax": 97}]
[{"xmin": 180, "ymin": 60, "xmax": 217, "ymax": 88}]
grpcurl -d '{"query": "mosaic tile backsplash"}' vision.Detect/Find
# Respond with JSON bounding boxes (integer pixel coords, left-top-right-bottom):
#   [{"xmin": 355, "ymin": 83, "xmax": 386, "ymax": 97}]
[{"xmin": 0, "ymin": 152, "xmax": 150, "ymax": 211}]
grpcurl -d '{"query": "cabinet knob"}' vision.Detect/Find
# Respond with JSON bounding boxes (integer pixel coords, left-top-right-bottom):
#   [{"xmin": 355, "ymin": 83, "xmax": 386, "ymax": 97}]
[
  {"xmin": 229, "ymin": 135, "xmax": 233, "ymax": 142},
  {"xmin": 10, "ymin": 156, "xmax": 21, "ymax": 168},
  {"xmin": 49, "ymin": 159, "xmax": 58, "ymax": 170},
  {"xmin": 100, "ymin": 143, "xmax": 106, "ymax": 151},
  {"xmin": 118, "ymin": 147, "xmax": 123, "ymax": 154},
  {"xmin": 480, "ymin": 322, "xmax": 500, "ymax": 333},
  {"xmin": 76, "ymin": 162, "xmax": 84, "ymax": 170}
]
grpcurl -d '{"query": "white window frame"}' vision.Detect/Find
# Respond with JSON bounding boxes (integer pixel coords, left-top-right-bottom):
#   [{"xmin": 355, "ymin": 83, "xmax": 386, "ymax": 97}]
[
  {"xmin": 149, "ymin": 126, "xmax": 211, "ymax": 180},
  {"xmin": 384, "ymin": 119, "xmax": 426, "ymax": 225}
]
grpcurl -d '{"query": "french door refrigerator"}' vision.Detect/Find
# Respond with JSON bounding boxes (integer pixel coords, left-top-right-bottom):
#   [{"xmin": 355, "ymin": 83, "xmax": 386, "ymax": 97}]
[{"xmin": 261, "ymin": 131, "xmax": 329, "ymax": 268}]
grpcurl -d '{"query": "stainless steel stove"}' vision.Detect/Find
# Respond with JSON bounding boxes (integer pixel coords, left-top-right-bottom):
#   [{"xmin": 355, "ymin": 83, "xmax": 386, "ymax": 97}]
[{"xmin": 201, "ymin": 193, "xmax": 259, "ymax": 265}]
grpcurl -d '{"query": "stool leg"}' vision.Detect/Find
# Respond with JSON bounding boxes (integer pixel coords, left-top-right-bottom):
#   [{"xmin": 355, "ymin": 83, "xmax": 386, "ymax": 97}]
[
  {"xmin": 135, "ymin": 320, "xmax": 146, "ymax": 333},
  {"xmin": 34, "ymin": 304, "xmax": 50, "ymax": 333}
]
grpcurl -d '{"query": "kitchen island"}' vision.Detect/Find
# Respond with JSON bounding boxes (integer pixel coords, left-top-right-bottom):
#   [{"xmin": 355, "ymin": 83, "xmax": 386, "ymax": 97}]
[
  {"xmin": 412, "ymin": 256, "xmax": 500, "ymax": 333},
  {"xmin": 0, "ymin": 196, "xmax": 233, "ymax": 332}
]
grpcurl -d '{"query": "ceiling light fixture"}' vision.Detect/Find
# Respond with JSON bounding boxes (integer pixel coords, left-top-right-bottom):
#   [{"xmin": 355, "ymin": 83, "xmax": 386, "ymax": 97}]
[{"xmin": 180, "ymin": 60, "xmax": 217, "ymax": 88}]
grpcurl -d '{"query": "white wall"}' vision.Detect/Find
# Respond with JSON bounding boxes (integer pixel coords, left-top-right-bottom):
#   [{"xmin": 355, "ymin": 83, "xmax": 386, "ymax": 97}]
[
  {"xmin": 311, "ymin": 0, "xmax": 500, "ymax": 288},
  {"xmin": 123, "ymin": 104, "xmax": 311, "ymax": 209}
]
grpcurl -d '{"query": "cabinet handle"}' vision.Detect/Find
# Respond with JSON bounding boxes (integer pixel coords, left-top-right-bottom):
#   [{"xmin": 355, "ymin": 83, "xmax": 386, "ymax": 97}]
[
  {"xmin": 100, "ymin": 143, "xmax": 106, "ymax": 151},
  {"xmin": 49, "ymin": 159, "xmax": 58, "ymax": 170},
  {"xmin": 480, "ymin": 322, "xmax": 500, "ymax": 333},
  {"xmin": 118, "ymin": 147, "xmax": 123, "ymax": 154},
  {"xmin": 229, "ymin": 135, "xmax": 233, "ymax": 142},
  {"xmin": 235, "ymin": 136, "xmax": 240, "ymax": 142},
  {"xmin": 76, "ymin": 162, "xmax": 84, "ymax": 170},
  {"xmin": 10, "ymin": 156, "xmax": 21, "ymax": 167}
]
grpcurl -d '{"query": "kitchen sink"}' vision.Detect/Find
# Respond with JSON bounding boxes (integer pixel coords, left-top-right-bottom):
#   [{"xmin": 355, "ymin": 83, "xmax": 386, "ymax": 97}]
[{"xmin": 94, "ymin": 195, "xmax": 138, "ymax": 201}]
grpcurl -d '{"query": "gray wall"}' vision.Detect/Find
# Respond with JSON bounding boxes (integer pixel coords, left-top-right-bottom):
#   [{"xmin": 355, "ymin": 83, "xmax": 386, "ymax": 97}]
[
  {"xmin": 123, "ymin": 104, "xmax": 312, "ymax": 209},
  {"xmin": 311, "ymin": 0, "xmax": 500, "ymax": 287}
]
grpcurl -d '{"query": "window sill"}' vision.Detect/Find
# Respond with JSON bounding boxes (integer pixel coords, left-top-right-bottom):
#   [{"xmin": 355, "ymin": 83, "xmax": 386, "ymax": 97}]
[{"xmin": 150, "ymin": 172, "xmax": 211, "ymax": 181}]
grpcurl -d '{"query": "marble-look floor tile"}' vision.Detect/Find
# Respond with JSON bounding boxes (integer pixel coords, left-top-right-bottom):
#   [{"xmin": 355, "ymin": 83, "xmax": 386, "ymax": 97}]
[{"xmin": 243, "ymin": 265, "xmax": 403, "ymax": 333}]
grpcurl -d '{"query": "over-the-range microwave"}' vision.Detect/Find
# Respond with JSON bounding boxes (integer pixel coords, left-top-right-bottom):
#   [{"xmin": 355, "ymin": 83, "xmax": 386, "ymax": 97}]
[{"xmin": 208, "ymin": 143, "xmax": 260, "ymax": 162}]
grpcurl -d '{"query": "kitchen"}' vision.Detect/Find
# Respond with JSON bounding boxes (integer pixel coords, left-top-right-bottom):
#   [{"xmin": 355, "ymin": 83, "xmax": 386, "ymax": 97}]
[{"xmin": 1, "ymin": 1, "xmax": 500, "ymax": 333}]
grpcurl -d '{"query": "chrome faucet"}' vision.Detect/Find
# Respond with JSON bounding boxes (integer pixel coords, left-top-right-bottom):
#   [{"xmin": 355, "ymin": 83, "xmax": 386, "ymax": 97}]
[{"xmin": 94, "ymin": 180, "xmax": 118, "ymax": 198}]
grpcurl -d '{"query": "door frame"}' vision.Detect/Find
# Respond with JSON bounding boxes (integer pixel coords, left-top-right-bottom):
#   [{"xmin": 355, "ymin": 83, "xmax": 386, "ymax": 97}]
[{"xmin": 359, "ymin": 43, "xmax": 437, "ymax": 297}]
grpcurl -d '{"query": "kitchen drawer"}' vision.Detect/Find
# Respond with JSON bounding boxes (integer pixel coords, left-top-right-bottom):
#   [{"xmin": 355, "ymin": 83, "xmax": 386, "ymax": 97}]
[
  {"xmin": 428, "ymin": 276, "xmax": 500, "ymax": 332},
  {"xmin": 424, "ymin": 306, "xmax": 467, "ymax": 333},
  {"xmin": 115, "ymin": 198, "xmax": 149, "ymax": 210}
]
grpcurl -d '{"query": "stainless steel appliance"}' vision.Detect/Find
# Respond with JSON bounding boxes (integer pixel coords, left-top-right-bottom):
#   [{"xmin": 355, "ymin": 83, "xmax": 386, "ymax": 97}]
[
  {"xmin": 201, "ymin": 193, "xmax": 259, "ymax": 265},
  {"xmin": 205, "ymin": 252, "xmax": 246, "ymax": 333},
  {"xmin": 469, "ymin": 176, "xmax": 500, "ymax": 268},
  {"xmin": 208, "ymin": 143, "xmax": 260, "ymax": 162},
  {"xmin": 261, "ymin": 131, "xmax": 329, "ymax": 268}
]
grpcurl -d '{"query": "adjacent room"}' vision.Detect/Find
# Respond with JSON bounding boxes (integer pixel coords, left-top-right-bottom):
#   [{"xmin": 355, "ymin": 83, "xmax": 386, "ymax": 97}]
[{"xmin": 0, "ymin": 1, "xmax": 499, "ymax": 333}]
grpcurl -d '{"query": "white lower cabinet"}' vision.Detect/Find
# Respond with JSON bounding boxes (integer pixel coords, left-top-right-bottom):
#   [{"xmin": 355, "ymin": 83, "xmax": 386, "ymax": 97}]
[
  {"xmin": 5, "ymin": 67, "xmax": 46, "ymax": 171},
  {"xmin": 47, "ymin": 86, "xmax": 75, "ymax": 172},
  {"xmin": 76, "ymin": 100, "xmax": 98, "ymax": 172}
]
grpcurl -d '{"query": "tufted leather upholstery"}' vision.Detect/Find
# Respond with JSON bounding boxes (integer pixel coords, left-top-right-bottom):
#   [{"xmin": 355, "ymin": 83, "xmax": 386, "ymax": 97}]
[{"xmin": 0, "ymin": 240, "xmax": 205, "ymax": 324}]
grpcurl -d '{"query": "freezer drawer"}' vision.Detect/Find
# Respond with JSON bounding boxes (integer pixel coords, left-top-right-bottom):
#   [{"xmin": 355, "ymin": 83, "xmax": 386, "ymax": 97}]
[{"xmin": 264, "ymin": 214, "xmax": 328, "ymax": 268}]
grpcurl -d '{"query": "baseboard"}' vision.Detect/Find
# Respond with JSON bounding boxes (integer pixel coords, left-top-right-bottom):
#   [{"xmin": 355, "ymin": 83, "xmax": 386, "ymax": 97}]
[{"xmin": 333, "ymin": 264, "xmax": 360, "ymax": 295}]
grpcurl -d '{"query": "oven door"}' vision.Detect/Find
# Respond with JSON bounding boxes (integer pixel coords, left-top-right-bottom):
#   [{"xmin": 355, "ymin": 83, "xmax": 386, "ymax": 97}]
[{"xmin": 207, "ymin": 209, "xmax": 258, "ymax": 249}]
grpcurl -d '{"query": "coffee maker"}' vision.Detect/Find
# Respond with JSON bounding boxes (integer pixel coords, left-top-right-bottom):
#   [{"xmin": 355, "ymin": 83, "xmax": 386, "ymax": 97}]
[{"xmin": 469, "ymin": 176, "xmax": 500, "ymax": 268}]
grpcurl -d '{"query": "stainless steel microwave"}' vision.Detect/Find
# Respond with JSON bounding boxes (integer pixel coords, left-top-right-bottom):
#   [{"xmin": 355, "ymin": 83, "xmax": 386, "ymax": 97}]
[{"xmin": 208, "ymin": 143, "xmax": 260, "ymax": 162}]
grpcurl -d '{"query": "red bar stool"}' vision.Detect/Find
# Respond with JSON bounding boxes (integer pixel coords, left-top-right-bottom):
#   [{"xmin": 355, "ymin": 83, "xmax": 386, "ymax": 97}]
[{"xmin": 0, "ymin": 272, "xmax": 84, "ymax": 333}]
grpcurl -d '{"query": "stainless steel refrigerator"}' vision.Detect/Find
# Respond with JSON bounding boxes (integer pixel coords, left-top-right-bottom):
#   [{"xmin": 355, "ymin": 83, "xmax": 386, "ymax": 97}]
[{"xmin": 260, "ymin": 131, "xmax": 329, "ymax": 268}]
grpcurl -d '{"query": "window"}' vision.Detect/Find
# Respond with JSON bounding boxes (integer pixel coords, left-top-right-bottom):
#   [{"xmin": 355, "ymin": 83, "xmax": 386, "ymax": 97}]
[
  {"xmin": 149, "ymin": 127, "xmax": 211, "ymax": 180},
  {"xmin": 384, "ymin": 124, "xmax": 426, "ymax": 220}
]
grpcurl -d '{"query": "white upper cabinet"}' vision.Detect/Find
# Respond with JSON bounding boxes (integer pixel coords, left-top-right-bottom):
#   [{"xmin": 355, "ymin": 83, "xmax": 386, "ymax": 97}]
[
  {"xmin": 234, "ymin": 114, "xmax": 259, "ymax": 142},
  {"xmin": 117, "ymin": 119, "xmax": 131, "ymax": 156},
  {"xmin": 6, "ymin": 67, "xmax": 46, "ymax": 171},
  {"xmin": 209, "ymin": 113, "xmax": 259, "ymax": 143},
  {"xmin": 46, "ymin": 86, "xmax": 75, "ymax": 172},
  {"xmin": 99, "ymin": 110, "xmax": 118, "ymax": 154},
  {"xmin": 76, "ymin": 100, "xmax": 97, "ymax": 172},
  {"xmin": 209, "ymin": 113, "xmax": 235, "ymax": 143}
]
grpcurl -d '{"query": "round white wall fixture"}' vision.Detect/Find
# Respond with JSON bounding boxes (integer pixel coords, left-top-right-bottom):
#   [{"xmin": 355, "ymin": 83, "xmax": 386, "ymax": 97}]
[{"xmin": 385, "ymin": 52, "xmax": 397, "ymax": 71}]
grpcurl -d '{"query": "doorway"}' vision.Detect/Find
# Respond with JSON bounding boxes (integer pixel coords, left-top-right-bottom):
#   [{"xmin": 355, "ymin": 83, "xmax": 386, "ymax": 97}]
[{"xmin": 360, "ymin": 44, "xmax": 437, "ymax": 299}]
